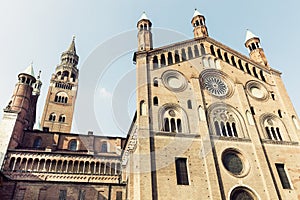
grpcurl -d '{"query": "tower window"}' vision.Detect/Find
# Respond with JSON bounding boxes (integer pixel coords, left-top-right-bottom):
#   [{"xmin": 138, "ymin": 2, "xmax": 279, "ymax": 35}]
[
  {"xmin": 140, "ymin": 100, "xmax": 146, "ymax": 116},
  {"xmin": 68, "ymin": 140, "xmax": 77, "ymax": 151},
  {"xmin": 175, "ymin": 158, "xmax": 189, "ymax": 185},
  {"xmin": 49, "ymin": 113, "xmax": 56, "ymax": 121},
  {"xmin": 33, "ymin": 137, "xmax": 42, "ymax": 148},
  {"xmin": 59, "ymin": 115, "xmax": 66, "ymax": 123},
  {"xmin": 275, "ymin": 163, "xmax": 291, "ymax": 189},
  {"xmin": 59, "ymin": 190, "xmax": 67, "ymax": 200},
  {"xmin": 101, "ymin": 141, "xmax": 108, "ymax": 153},
  {"xmin": 153, "ymin": 96, "xmax": 158, "ymax": 106},
  {"xmin": 78, "ymin": 190, "xmax": 85, "ymax": 200},
  {"xmin": 116, "ymin": 191, "xmax": 122, "ymax": 200}
]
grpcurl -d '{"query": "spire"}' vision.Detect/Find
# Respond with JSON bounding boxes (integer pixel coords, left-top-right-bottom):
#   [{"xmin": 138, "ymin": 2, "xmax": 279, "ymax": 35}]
[
  {"xmin": 245, "ymin": 29, "xmax": 259, "ymax": 43},
  {"xmin": 22, "ymin": 62, "xmax": 35, "ymax": 77},
  {"xmin": 139, "ymin": 12, "xmax": 149, "ymax": 21},
  {"xmin": 33, "ymin": 70, "xmax": 42, "ymax": 96},
  {"xmin": 67, "ymin": 35, "xmax": 76, "ymax": 53},
  {"xmin": 193, "ymin": 8, "xmax": 203, "ymax": 18}
]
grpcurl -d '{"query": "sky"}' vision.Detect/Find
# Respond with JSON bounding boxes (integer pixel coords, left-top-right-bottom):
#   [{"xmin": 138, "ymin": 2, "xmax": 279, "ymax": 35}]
[{"xmin": 0, "ymin": 1, "xmax": 299, "ymax": 137}]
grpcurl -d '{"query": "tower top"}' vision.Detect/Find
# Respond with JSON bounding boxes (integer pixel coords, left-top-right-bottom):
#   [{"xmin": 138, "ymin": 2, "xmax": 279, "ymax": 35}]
[
  {"xmin": 139, "ymin": 12, "xmax": 149, "ymax": 21},
  {"xmin": 21, "ymin": 62, "xmax": 35, "ymax": 77},
  {"xmin": 245, "ymin": 30, "xmax": 259, "ymax": 44},
  {"xmin": 67, "ymin": 35, "xmax": 76, "ymax": 53},
  {"xmin": 193, "ymin": 8, "xmax": 203, "ymax": 18}
]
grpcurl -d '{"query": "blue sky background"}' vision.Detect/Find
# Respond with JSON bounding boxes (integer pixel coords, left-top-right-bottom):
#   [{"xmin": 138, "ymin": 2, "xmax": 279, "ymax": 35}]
[{"xmin": 0, "ymin": 1, "xmax": 299, "ymax": 137}]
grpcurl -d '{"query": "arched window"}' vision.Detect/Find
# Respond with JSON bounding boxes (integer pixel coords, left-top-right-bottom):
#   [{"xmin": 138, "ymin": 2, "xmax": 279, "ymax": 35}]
[
  {"xmin": 181, "ymin": 49, "xmax": 186, "ymax": 61},
  {"xmin": 69, "ymin": 140, "xmax": 77, "ymax": 151},
  {"xmin": 208, "ymin": 103, "xmax": 248, "ymax": 138},
  {"xmin": 174, "ymin": 50, "xmax": 180, "ymax": 63},
  {"xmin": 271, "ymin": 92, "xmax": 275, "ymax": 100},
  {"xmin": 278, "ymin": 110, "xmax": 282, "ymax": 118},
  {"xmin": 238, "ymin": 59, "xmax": 244, "ymax": 71},
  {"xmin": 54, "ymin": 92, "xmax": 68, "ymax": 103},
  {"xmin": 210, "ymin": 45, "xmax": 215, "ymax": 56},
  {"xmin": 159, "ymin": 105, "xmax": 189, "ymax": 133},
  {"xmin": 187, "ymin": 100, "xmax": 192, "ymax": 109},
  {"xmin": 101, "ymin": 141, "xmax": 108, "ymax": 153},
  {"xmin": 245, "ymin": 63, "xmax": 251, "ymax": 75},
  {"xmin": 253, "ymin": 67, "xmax": 259, "ymax": 78},
  {"xmin": 200, "ymin": 44, "xmax": 205, "ymax": 55},
  {"xmin": 217, "ymin": 49, "xmax": 223, "ymax": 60},
  {"xmin": 261, "ymin": 114, "xmax": 289, "ymax": 141},
  {"xmin": 153, "ymin": 56, "xmax": 158, "ymax": 69},
  {"xmin": 231, "ymin": 56, "xmax": 236, "ymax": 67},
  {"xmin": 188, "ymin": 47, "xmax": 193, "ymax": 59},
  {"xmin": 168, "ymin": 52, "xmax": 173, "ymax": 65},
  {"xmin": 153, "ymin": 96, "xmax": 158, "ymax": 106},
  {"xmin": 260, "ymin": 70, "xmax": 266, "ymax": 82},
  {"xmin": 153, "ymin": 78, "xmax": 158, "ymax": 87},
  {"xmin": 49, "ymin": 113, "xmax": 56, "ymax": 121},
  {"xmin": 140, "ymin": 100, "xmax": 146, "ymax": 116},
  {"xmin": 194, "ymin": 45, "xmax": 200, "ymax": 57},
  {"xmin": 62, "ymin": 71, "xmax": 69, "ymax": 80},
  {"xmin": 160, "ymin": 54, "xmax": 166, "ymax": 66},
  {"xmin": 59, "ymin": 115, "xmax": 66, "ymax": 123},
  {"xmin": 224, "ymin": 52, "xmax": 229, "ymax": 63},
  {"xmin": 33, "ymin": 137, "xmax": 42, "ymax": 148}
]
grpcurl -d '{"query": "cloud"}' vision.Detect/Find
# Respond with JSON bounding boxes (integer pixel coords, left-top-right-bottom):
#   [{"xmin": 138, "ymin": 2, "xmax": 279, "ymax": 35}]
[{"xmin": 99, "ymin": 87, "xmax": 112, "ymax": 98}]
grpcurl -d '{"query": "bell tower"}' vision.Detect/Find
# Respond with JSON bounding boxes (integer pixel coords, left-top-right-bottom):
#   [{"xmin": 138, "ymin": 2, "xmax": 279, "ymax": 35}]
[
  {"xmin": 245, "ymin": 30, "xmax": 269, "ymax": 68},
  {"xmin": 191, "ymin": 9, "xmax": 208, "ymax": 38},
  {"xmin": 41, "ymin": 36, "xmax": 79, "ymax": 133},
  {"xmin": 137, "ymin": 12, "xmax": 153, "ymax": 51}
]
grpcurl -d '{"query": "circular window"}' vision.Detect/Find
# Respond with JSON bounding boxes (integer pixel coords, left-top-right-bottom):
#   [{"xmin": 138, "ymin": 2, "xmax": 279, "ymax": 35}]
[
  {"xmin": 230, "ymin": 187, "xmax": 257, "ymax": 200},
  {"xmin": 246, "ymin": 81, "xmax": 268, "ymax": 101},
  {"xmin": 200, "ymin": 69, "xmax": 234, "ymax": 98},
  {"xmin": 222, "ymin": 152, "xmax": 243, "ymax": 174},
  {"xmin": 222, "ymin": 149, "xmax": 249, "ymax": 177},
  {"xmin": 204, "ymin": 76, "xmax": 228, "ymax": 97},
  {"xmin": 161, "ymin": 70, "xmax": 187, "ymax": 92}
]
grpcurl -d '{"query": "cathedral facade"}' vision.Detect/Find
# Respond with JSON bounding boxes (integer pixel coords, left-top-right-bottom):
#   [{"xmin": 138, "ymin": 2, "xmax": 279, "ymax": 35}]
[{"xmin": 0, "ymin": 9, "xmax": 299, "ymax": 200}]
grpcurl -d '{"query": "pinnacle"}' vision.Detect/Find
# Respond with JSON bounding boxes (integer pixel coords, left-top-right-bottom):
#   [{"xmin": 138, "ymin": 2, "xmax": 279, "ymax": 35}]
[
  {"xmin": 245, "ymin": 29, "xmax": 259, "ymax": 43},
  {"xmin": 193, "ymin": 8, "xmax": 203, "ymax": 18},
  {"xmin": 22, "ymin": 62, "xmax": 35, "ymax": 77},
  {"xmin": 139, "ymin": 11, "xmax": 149, "ymax": 21}
]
